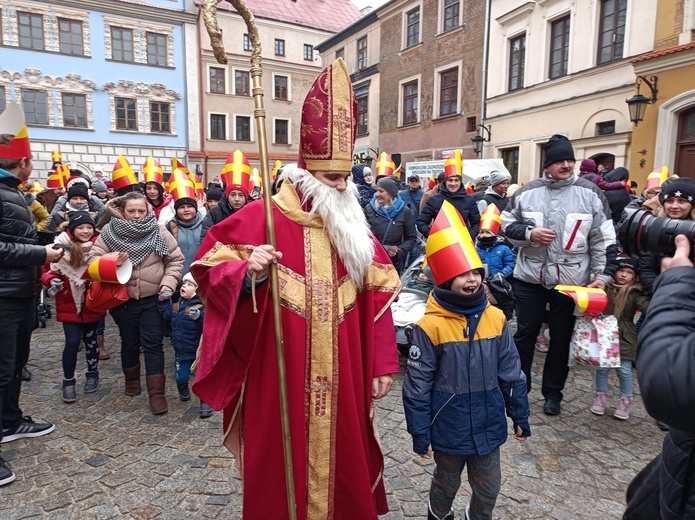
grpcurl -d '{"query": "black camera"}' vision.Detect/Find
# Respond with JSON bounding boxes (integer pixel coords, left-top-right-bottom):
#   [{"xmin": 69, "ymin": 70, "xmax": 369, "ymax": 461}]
[{"xmin": 619, "ymin": 208, "xmax": 695, "ymax": 260}]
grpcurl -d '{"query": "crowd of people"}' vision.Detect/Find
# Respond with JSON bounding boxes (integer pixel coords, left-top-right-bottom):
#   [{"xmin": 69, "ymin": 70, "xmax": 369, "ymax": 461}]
[{"xmin": 0, "ymin": 57, "xmax": 692, "ymax": 520}]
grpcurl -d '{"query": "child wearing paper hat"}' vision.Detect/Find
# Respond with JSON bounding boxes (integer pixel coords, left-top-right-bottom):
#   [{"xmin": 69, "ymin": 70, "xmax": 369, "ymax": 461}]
[{"xmin": 402, "ymin": 200, "xmax": 530, "ymax": 520}]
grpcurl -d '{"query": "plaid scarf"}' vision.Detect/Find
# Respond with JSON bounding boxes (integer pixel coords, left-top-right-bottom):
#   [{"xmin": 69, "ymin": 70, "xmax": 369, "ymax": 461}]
[{"xmin": 100, "ymin": 213, "xmax": 170, "ymax": 268}]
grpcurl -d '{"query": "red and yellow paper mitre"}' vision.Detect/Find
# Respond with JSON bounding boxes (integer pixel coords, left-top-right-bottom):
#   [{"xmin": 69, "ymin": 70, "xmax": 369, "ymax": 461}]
[
  {"xmin": 375, "ymin": 152, "xmax": 396, "ymax": 177},
  {"xmin": 250, "ymin": 168, "xmax": 262, "ymax": 189},
  {"xmin": 171, "ymin": 158, "xmax": 190, "ymax": 176},
  {"xmin": 425, "ymin": 200, "xmax": 483, "ymax": 285},
  {"xmin": 51, "ymin": 149, "xmax": 63, "ymax": 163},
  {"xmin": 83, "ymin": 253, "xmax": 133, "ymax": 284},
  {"xmin": 298, "ymin": 58, "xmax": 357, "ymax": 173},
  {"xmin": 46, "ymin": 171, "xmax": 65, "ymax": 189},
  {"xmin": 221, "ymin": 150, "xmax": 251, "ymax": 197},
  {"xmin": 272, "ymin": 160, "xmax": 282, "ymax": 181},
  {"xmin": 479, "ymin": 204, "xmax": 502, "ymax": 234},
  {"xmin": 427, "ymin": 176, "xmax": 436, "ymax": 190},
  {"xmin": 169, "ymin": 169, "xmax": 196, "ymax": 203},
  {"xmin": 645, "ymin": 166, "xmax": 669, "ymax": 190},
  {"xmin": 0, "ymin": 102, "xmax": 31, "ymax": 160},
  {"xmin": 112, "ymin": 155, "xmax": 139, "ymax": 191},
  {"xmin": 555, "ymin": 285, "xmax": 608, "ymax": 318},
  {"xmin": 444, "ymin": 150, "xmax": 463, "ymax": 178},
  {"xmin": 29, "ymin": 181, "xmax": 43, "ymax": 194},
  {"xmin": 55, "ymin": 164, "xmax": 71, "ymax": 185},
  {"xmin": 188, "ymin": 172, "xmax": 204, "ymax": 197},
  {"xmin": 142, "ymin": 157, "xmax": 163, "ymax": 185},
  {"xmin": 465, "ymin": 181, "xmax": 474, "ymax": 194}
]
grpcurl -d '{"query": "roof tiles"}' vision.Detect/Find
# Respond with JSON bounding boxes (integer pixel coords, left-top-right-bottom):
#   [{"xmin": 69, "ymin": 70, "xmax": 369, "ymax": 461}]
[{"xmin": 631, "ymin": 40, "xmax": 695, "ymax": 63}]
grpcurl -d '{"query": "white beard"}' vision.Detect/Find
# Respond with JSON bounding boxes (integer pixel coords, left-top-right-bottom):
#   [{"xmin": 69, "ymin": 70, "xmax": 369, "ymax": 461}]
[{"xmin": 283, "ymin": 165, "xmax": 374, "ymax": 288}]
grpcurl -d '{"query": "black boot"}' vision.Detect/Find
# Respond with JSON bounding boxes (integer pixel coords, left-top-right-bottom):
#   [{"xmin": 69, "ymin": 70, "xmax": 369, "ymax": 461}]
[
  {"xmin": 21, "ymin": 366, "xmax": 32, "ymax": 382},
  {"xmin": 177, "ymin": 383, "xmax": 191, "ymax": 401},
  {"xmin": 200, "ymin": 400, "xmax": 213, "ymax": 419}
]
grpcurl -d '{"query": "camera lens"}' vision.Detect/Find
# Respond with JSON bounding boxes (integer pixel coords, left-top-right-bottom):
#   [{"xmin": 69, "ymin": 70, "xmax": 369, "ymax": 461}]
[{"xmin": 619, "ymin": 208, "xmax": 695, "ymax": 260}]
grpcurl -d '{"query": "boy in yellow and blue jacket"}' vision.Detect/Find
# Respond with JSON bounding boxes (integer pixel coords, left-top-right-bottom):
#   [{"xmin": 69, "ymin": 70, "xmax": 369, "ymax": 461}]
[{"xmin": 403, "ymin": 201, "xmax": 530, "ymax": 520}]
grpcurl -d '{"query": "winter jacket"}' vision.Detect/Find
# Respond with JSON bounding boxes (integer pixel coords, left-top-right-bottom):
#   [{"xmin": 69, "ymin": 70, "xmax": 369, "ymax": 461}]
[
  {"xmin": 604, "ymin": 283, "xmax": 649, "ymax": 362},
  {"xmin": 201, "ymin": 197, "xmax": 235, "ymax": 240},
  {"xmin": 475, "ymin": 241, "xmax": 514, "ymax": 278},
  {"xmin": 166, "ymin": 213, "xmax": 204, "ymax": 274},
  {"xmin": 158, "ymin": 296, "xmax": 204, "ymax": 361},
  {"xmin": 579, "ymin": 171, "xmax": 625, "ymax": 191},
  {"xmin": 89, "ymin": 198, "xmax": 184, "ymax": 300},
  {"xmin": 403, "ymin": 295, "xmax": 530, "ymax": 456},
  {"xmin": 364, "ymin": 197, "xmax": 417, "ymax": 273},
  {"xmin": 501, "ymin": 172, "xmax": 618, "ymax": 288},
  {"xmin": 417, "ymin": 186, "xmax": 481, "ymax": 237},
  {"xmin": 42, "ymin": 269, "xmax": 105, "ymax": 324},
  {"xmin": 0, "ymin": 172, "xmax": 45, "ymax": 299},
  {"xmin": 352, "ymin": 164, "xmax": 376, "ymax": 208},
  {"xmin": 24, "ymin": 193, "xmax": 49, "ymax": 231},
  {"xmin": 51, "ymin": 194, "xmax": 105, "ymax": 223},
  {"xmin": 399, "ymin": 188, "xmax": 423, "ymax": 218},
  {"xmin": 48, "ymin": 202, "xmax": 100, "ymax": 233},
  {"xmin": 602, "ymin": 167, "xmax": 631, "ymax": 224},
  {"xmin": 149, "ymin": 195, "xmax": 173, "ymax": 220},
  {"xmin": 477, "ymin": 189, "xmax": 509, "ymax": 215}
]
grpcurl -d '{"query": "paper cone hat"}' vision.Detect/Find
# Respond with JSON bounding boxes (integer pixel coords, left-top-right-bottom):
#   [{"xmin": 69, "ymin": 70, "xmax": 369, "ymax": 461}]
[
  {"xmin": 221, "ymin": 150, "xmax": 251, "ymax": 198},
  {"xmin": 375, "ymin": 152, "xmax": 396, "ymax": 178},
  {"xmin": 444, "ymin": 150, "xmax": 463, "ymax": 178},
  {"xmin": 171, "ymin": 158, "xmax": 190, "ymax": 175},
  {"xmin": 250, "ymin": 168, "xmax": 262, "ymax": 189},
  {"xmin": 112, "ymin": 155, "xmax": 139, "ymax": 191},
  {"xmin": 56, "ymin": 164, "xmax": 71, "ymax": 184},
  {"xmin": 479, "ymin": 204, "xmax": 502, "ymax": 234},
  {"xmin": 142, "ymin": 157, "xmax": 163, "ymax": 185},
  {"xmin": 298, "ymin": 58, "xmax": 357, "ymax": 172},
  {"xmin": 190, "ymin": 173, "xmax": 204, "ymax": 197},
  {"xmin": 170, "ymin": 169, "xmax": 196, "ymax": 203},
  {"xmin": 427, "ymin": 176, "xmax": 436, "ymax": 190},
  {"xmin": 51, "ymin": 149, "xmax": 63, "ymax": 163},
  {"xmin": 0, "ymin": 102, "xmax": 31, "ymax": 160},
  {"xmin": 555, "ymin": 285, "xmax": 608, "ymax": 317},
  {"xmin": 425, "ymin": 200, "xmax": 483, "ymax": 286},
  {"xmin": 645, "ymin": 166, "xmax": 669, "ymax": 190},
  {"xmin": 465, "ymin": 181, "xmax": 474, "ymax": 195},
  {"xmin": 46, "ymin": 171, "xmax": 65, "ymax": 189},
  {"xmin": 83, "ymin": 253, "xmax": 133, "ymax": 284},
  {"xmin": 272, "ymin": 160, "xmax": 283, "ymax": 181}
]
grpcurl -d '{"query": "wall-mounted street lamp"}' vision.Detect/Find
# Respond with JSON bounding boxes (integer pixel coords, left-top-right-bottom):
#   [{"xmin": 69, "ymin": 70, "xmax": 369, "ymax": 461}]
[
  {"xmin": 626, "ymin": 75, "xmax": 658, "ymax": 126},
  {"xmin": 471, "ymin": 125, "xmax": 491, "ymax": 157}
]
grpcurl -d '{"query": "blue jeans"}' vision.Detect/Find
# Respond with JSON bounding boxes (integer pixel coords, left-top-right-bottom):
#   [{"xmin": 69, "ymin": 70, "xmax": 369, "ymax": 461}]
[
  {"xmin": 96, "ymin": 317, "xmax": 106, "ymax": 337},
  {"xmin": 595, "ymin": 360, "xmax": 633, "ymax": 398},
  {"xmin": 174, "ymin": 359, "xmax": 193, "ymax": 385},
  {"xmin": 62, "ymin": 321, "xmax": 100, "ymax": 380}
]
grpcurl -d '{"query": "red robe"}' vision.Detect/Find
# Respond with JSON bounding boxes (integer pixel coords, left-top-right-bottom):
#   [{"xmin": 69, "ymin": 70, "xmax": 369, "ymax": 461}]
[{"xmin": 191, "ymin": 180, "xmax": 401, "ymax": 520}]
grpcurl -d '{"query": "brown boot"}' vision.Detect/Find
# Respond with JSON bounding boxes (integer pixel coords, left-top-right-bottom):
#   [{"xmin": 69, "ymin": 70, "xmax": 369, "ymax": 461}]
[
  {"xmin": 98, "ymin": 335, "xmax": 110, "ymax": 360},
  {"xmin": 123, "ymin": 364, "xmax": 142, "ymax": 396},
  {"xmin": 146, "ymin": 374, "xmax": 168, "ymax": 415}
]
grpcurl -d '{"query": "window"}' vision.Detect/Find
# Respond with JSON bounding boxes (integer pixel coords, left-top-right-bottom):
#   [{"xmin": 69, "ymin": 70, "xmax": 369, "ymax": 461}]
[
  {"xmin": 406, "ymin": 7, "xmax": 420, "ymax": 47},
  {"xmin": 150, "ymin": 102, "xmax": 170, "ymax": 133},
  {"xmin": 402, "ymin": 80, "xmax": 418, "ymax": 125},
  {"xmin": 443, "ymin": 0, "xmax": 460, "ymax": 32},
  {"xmin": 357, "ymin": 36, "xmax": 368, "ymax": 70},
  {"xmin": 502, "ymin": 148, "xmax": 519, "ymax": 184},
  {"xmin": 304, "ymin": 44, "xmax": 313, "ymax": 61},
  {"xmin": 112, "ymin": 27, "xmax": 134, "ymax": 62},
  {"xmin": 439, "ymin": 68, "xmax": 458, "ymax": 117},
  {"xmin": 549, "ymin": 16, "xmax": 570, "ymax": 79},
  {"xmin": 274, "ymin": 39, "xmax": 285, "ymax": 56},
  {"xmin": 236, "ymin": 116, "xmax": 251, "ymax": 141},
  {"xmin": 508, "ymin": 34, "xmax": 526, "ymax": 92},
  {"xmin": 274, "ymin": 76, "xmax": 288, "ymax": 101},
  {"xmin": 596, "ymin": 120, "xmax": 616, "ymax": 135},
  {"xmin": 18, "ymin": 12, "xmax": 44, "ymax": 50},
  {"xmin": 597, "ymin": 0, "xmax": 627, "ymax": 64},
  {"xmin": 243, "ymin": 34, "xmax": 252, "ymax": 51},
  {"xmin": 22, "ymin": 89, "xmax": 48, "ymax": 125},
  {"xmin": 355, "ymin": 84, "xmax": 369, "ymax": 136},
  {"xmin": 115, "ymin": 97, "xmax": 137, "ymax": 130},
  {"xmin": 275, "ymin": 119, "xmax": 289, "ymax": 144},
  {"xmin": 466, "ymin": 116, "xmax": 476, "ymax": 133},
  {"xmin": 210, "ymin": 114, "xmax": 226, "ymax": 140},
  {"xmin": 58, "ymin": 19, "xmax": 83, "ymax": 55},
  {"xmin": 0, "ymin": 87, "xmax": 5, "ymax": 113},
  {"xmin": 235, "ymin": 70, "xmax": 250, "ymax": 96},
  {"xmin": 147, "ymin": 32, "xmax": 167, "ymax": 66},
  {"xmin": 210, "ymin": 67, "xmax": 225, "ymax": 94},
  {"xmin": 336, "ymin": 47, "xmax": 345, "ymax": 61},
  {"xmin": 62, "ymin": 93, "xmax": 87, "ymax": 128}
]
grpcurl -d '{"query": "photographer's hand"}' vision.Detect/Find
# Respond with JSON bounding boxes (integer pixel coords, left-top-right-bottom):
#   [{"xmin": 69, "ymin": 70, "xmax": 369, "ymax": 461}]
[{"xmin": 661, "ymin": 234, "xmax": 694, "ymax": 272}]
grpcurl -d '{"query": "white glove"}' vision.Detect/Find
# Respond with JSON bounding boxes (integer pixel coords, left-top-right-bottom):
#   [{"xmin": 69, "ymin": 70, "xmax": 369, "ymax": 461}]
[
  {"xmin": 47, "ymin": 279, "xmax": 63, "ymax": 297},
  {"xmin": 158, "ymin": 288, "xmax": 173, "ymax": 301},
  {"xmin": 188, "ymin": 308, "xmax": 201, "ymax": 320}
]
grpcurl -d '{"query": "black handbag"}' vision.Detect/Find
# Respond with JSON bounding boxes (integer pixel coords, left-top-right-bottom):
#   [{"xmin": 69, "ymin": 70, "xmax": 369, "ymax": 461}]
[{"xmin": 486, "ymin": 273, "xmax": 514, "ymax": 305}]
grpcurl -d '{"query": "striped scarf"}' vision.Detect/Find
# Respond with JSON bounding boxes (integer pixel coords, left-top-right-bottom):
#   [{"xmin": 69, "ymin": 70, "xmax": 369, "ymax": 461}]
[{"xmin": 100, "ymin": 213, "xmax": 170, "ymax": 268}]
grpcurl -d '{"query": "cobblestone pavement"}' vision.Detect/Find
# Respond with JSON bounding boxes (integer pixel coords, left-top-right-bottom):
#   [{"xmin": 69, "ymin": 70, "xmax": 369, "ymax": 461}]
[{"xmin": 2, "ymin": 315, "xmax": 664, "ymax": 519}]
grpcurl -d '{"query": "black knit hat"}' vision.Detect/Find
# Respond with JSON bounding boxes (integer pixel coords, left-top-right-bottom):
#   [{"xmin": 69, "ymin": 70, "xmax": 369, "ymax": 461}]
[
  {"xmin": 206, "ymin": 185, "xmax": 224, "ymax": 201},
  {"xmin": 659, "ymin": 177, "xmax": 695, "ymax": 205},
  {"xmin": 68, "ymin": 210, "xmax": 95, "ymax": 233},
  {"xmin": 67, "ymin": 183, "xmax": 89, "ymax": 202},
  {"xmin": 616, "ymin": 257, "xmax": 637, "ymax": 273},
  {"xmin": 174, "ymin": 197, "xmax": 197, "ymax": 211},
  {"xmin": 543, "ymin": 134, "xmax": 575, "ymax": 168}
]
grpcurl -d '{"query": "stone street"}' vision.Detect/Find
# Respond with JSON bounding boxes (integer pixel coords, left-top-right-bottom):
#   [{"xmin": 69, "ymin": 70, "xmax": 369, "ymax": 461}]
[{"xmin": 2, "ymin": 314, "xmax": 664, "ymax": 519}]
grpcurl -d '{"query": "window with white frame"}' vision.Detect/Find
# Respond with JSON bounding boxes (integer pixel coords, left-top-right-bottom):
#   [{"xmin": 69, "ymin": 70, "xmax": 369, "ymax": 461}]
[
  {"xmin": 508, "ymin": 33, "xmax": 526, "ymax": 92},
  {"xmin": 442, "ymin": 0, "xmax": 460, "ymax": 33},
  {"xmin": 597, "ymin": 0, "xmax": 627, "ymax": 64},
  {"xmin": 274, "ymin": 119, "xmax": 289, "ymax": 144},
  {"xmin": 104, "ymin": 17, "xmax": 173, "ymax": 67},
  {"xmin": 22, "ymin": 89, "xmax": 48, "ymax": 125},
  {"xmin": 274, "ymin": 39, "xmax": 285, "ymax": 56},
  {"xmin": 235, "ymin": 115, "xmax": 252, "ymax": 141},
  {"xmin": 146, "ymin": 32, "xmax": 168, "ymax": 67},
  {"xmin": 243, "ymin": 34, "xmax": 252, "ymax": 51},
  {"xmin": 303, "ymin": 44, "xmax": 313, "ymax": 61},
  {"xmin": 357, "ymin": 36, "xmax": 368, "ymax": 70},
  {"xmin": 434, "ymin": 65, "xmax": 460, "ymax": 117},
  {"xmin": 18, "ymin": 11, "xmax": 44, "ymax": 50},
  {"xmin": 111, "ymin": 27, "xmax": 134, "ymax": 62},
  {"xmin": 150, "ymin": 102, "xmax": 170, "ymax": 133},
  {"xmin": 62, "ymin": 93, "xmax": 87, "ymax": 128},
  {"xmin": 58, "ymin": 19, "xmax": 84, "ymax": 55},
  {"xmin": 405, "ymin": 6, "xmax": 420, "ymax": 48},
  {"xmin": 209, "ymin": 66, "xmax": 226, "ymax": 94},
  {"xmin": 235, "ymin": 70, "xmax": 250, "ymax": 96},
  {"xmin": 354, "ymin": 83, "xmax": 369, "ymax": 136},
  {"xmin": 210, "ymin": 113, "xmax": 226, "ymax": 140},
  {"xmin": 549, "ymin": 15, "xmax": 570, "ymax": 79},
  {"xmin": 274, "ymin": 75, "xmax": 289, "ymax": 101},
  {"xmin": 103, "ymin": 80, "xmax": 180, "ymax": 134},
  {"xmin": 399, "ymin": 76, "xmax": 420, "ymax": 126},
  {"xmin": 115, "ymin": 97, "xmax": 138, "ymax": 131}
]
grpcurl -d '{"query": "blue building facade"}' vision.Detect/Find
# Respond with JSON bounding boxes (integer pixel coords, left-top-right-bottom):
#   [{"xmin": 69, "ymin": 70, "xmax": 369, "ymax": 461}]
[{"xmin": 0, "ymin": 0, "xmax": 197, "ymax": 180}]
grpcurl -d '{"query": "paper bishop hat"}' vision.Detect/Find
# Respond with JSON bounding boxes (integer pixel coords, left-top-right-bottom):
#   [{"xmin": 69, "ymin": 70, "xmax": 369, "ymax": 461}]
[
  {"xmin": 375, "ymin": 152, "xmax": 396, "ymax": 178},
  {"xmin": 51, "ymin": 149, "xmax": 63, "ymax": 163},
  {"xmin": 46, "ymin": 171, "xmax": 65, "ymax": 189},
  {"xmin": 187, "ymin": 172, "xmax": 204, "ymax": 197},
  {"xmin": 464, "ymin": 182, "xmax": 474, "ymax": 195},
  {"xmin": 221, "ymin": 150, "xmax": 251, "ymax": 198},
  {"xmin": 444, "ymin": 150, "xmax": 463, "ymax": 178},
  {"xmin": 272, "ymin": 160, "xmax": 283, "ymax": 181},
  {"xmin": 112, "ymin": 155, "xmax": 139, "ymax": 192},
  {"xmin": 169, "ymin": 169, "xmax": 196, "ymax": 207},
  {"xmin": 427, "ymin": 176, "xmax": 436, "ymax": 190},
  {"xmin": 171, "ymin": 158, "xmax": 190, "ymax": 175},
  {"xmin": 142, "ymin": 157, "xmax": 163, "ymax": 185},
  {"xmin": 555, "ymin": 285, "xmax": 608, "ymax": 318},
  {"xmin": 645, "ymin": 166, "xmax": 669, "ymax": 190},
  {"xmin": 479, "ymin": 204, "xmax": 502, "ymax": 234},
  {"xmin": 0, "ymin": 102, "xmax": 31, "ymax": 160},
  {"xmin": 29, "ymin": 181, "xmax": 43, "ymax": 194},
  {"xmin": 298, "ymin": 58, "xmax": 357, "ymax": 173},
  {"xmin": 250, "ymin": 168, "xmax": 262, "ymax": 190},
  {"xmin": 425, "ymin": 200, "xmax": 483, "ymax": 286}
]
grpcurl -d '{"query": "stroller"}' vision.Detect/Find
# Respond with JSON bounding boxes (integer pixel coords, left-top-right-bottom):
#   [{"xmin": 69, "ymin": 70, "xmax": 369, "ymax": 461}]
[
  {"xmin": 36, "ymin": 230, "xmax": 55, "ymax": 328},
  {"xmin": 391, "ymin": 254, "xmax": 433, "ymax": 357}
]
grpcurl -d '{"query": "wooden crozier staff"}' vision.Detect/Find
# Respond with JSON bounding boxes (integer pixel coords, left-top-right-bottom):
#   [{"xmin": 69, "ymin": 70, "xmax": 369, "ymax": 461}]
[{"xmin": 202, "ymin": 2, "xmax": 297, "ymax": 518}]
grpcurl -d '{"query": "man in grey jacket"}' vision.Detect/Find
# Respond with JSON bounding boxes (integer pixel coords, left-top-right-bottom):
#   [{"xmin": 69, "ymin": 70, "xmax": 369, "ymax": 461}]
[{"xmin": 501, "ymin": 135, "xmax": 618, "ymax": 416}]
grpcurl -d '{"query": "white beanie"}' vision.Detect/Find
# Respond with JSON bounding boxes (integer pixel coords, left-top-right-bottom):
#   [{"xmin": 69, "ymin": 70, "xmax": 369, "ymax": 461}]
[{"xmin": 182, "ymin": 272, "xmax": 198, "ymax": 286}]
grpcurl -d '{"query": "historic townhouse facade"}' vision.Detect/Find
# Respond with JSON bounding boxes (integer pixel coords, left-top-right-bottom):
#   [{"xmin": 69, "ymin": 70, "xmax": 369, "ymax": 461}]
[{"xmin": 0, "ymin": 0, "xmax": 197, "ymax": 180}]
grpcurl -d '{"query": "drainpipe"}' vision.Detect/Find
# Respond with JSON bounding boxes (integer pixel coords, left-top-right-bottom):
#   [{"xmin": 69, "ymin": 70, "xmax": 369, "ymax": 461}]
[
  {"xmin": 478, "ymin": 0, "xmax": 491, "ymax": 158},
  {"xmin": 196, "ymin": 4, "xmax": 209, "ymax": 183}
]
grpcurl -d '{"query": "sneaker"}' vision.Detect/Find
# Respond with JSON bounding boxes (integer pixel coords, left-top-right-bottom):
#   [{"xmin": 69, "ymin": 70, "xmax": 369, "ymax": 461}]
[
  {"xmin": 62, "ymin": 379, "xmax": 77, "ymax": 403},
  {"xmin": 200, "ymin": 401, "xmax": 213, "ymax": 419},
  {"xmin": 657, "ymin": 420, "xmax": 670, "ymax": 431},
  {"xmin": 535, "ymin": 333, "xmax": 549, "ymax": 353},
  {"xmin": 21, "ymin": 366, "xmax": 32, "ymax": 382},
  {"xmin": 84, "ymin": 373, "xmax": 99, "ymax": 394},
  {"xmin": 0, "ymin": 457, "xmax": 15, "ymax": 486},
  {"xmin": 590, "ymin": 392, "xmax": 607, "ymax": 416},
  {"xmin": 177, "ymin": 383, "xmax": 191, "ymax": 402},
  {"xmin": 1, "ymin": 416, "xmax": 55, "ymax": 443},
  {"xmin": 614, "ymin": 397, "xmax": 631, "ymax": 420}
]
